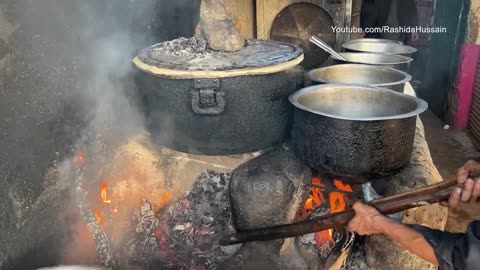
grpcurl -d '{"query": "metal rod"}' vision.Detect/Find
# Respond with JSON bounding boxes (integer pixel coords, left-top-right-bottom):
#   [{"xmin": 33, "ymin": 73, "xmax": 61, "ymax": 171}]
[
  {"xmin": 309, "ymin": 36, "xmax": 348, "ymax": 61},
  {"xmin": 220, "ymin": 168, "xmax": 480, "ymax": 246}
]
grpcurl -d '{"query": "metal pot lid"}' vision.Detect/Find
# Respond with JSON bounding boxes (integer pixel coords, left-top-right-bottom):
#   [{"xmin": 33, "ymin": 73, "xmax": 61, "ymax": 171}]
[{"xmin": 133, "ymin": 38, "xmax": 304, "ymax": 79}]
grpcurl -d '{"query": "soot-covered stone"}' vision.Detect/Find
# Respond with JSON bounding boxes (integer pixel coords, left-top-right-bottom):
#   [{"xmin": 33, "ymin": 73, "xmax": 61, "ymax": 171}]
[
  {"xmin": 195, "ymin": 0, "xmax": 245, "ymax": 52},
  {"xmin": 229, "ymin": 149, "xmax": 311, "ymax": 230}
]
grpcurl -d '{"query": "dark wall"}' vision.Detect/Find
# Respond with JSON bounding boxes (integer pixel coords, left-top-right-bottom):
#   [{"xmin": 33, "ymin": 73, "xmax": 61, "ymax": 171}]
[{"xmin": 0, "ymin": 0, "xmax": 197, "ymax": 268}]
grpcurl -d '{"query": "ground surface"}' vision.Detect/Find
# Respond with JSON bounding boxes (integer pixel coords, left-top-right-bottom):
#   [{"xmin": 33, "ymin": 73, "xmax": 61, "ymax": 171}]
[{"xmin": 421, "ymin": 110, "xmax": 480, "ymax": 232}]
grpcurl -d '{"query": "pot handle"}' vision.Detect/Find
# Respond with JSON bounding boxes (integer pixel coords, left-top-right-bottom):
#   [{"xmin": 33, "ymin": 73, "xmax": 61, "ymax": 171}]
[{"xmin": 191, "ymin": 79, "xmax": 226, "ymax": 116}]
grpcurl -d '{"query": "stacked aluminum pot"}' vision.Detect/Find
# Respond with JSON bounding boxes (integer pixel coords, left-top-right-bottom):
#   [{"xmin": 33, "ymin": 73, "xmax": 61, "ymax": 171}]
[{"xmin": 291, "ymin": 38, "xmax": 428, "ymax": 179}]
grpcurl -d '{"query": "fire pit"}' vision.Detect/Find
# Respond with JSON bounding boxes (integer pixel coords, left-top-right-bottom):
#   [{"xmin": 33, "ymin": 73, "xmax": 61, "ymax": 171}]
[{"xmin": 0, "ymin": 0, "xmax": 449, "ymax": 269}]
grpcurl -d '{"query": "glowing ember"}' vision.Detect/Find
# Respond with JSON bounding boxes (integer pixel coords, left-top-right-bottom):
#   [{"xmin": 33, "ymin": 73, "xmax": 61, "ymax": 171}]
[
  {"xmin": 334, "ymin": 179, "xmax": 353, "ymax": 192},
  {"xmin": 303, "ymin": 175, "xmax": 326, "ymax": 214},
  {"xmin": 329, "ymin": 192, "xmax": 347, "ymax": 213},
  {"xmin": 75, "ymin": 149, "xmax": 84, "ymax": 166},
  {"xmin": 302, "ymin": 172, "xmax": 354, "ymax": 248},
  {"xmin": 160, "ymin": 192, "xmax": 171, "ymax": 206},
  {"xmin": 100, "ymin": 182, "xmax": 111, "ymax": 204},
  {"xmin": 314, "ymin": 229, "xmax": 334, "ymax": 247}
]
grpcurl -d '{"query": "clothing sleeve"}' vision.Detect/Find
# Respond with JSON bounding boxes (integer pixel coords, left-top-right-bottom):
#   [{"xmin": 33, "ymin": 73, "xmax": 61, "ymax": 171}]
[{"xmin": 412, "ymin": 221, "xmax": 480, "ymax": 270}]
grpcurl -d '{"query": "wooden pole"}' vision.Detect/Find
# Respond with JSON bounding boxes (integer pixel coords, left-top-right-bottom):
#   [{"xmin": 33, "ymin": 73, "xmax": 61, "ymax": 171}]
[{"xmin": 219, "ymin": 169, "xmax": 480, "ymax": 246}]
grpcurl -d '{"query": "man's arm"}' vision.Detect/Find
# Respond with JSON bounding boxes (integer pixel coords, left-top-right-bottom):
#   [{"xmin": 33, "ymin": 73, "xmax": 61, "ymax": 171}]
[
  {"xmin": 348, "ymin": 160, "xmax": 480, "ymax": 268},
  {"xmin": 348, "ymin": 203, "xmax": 439, "ymax": 265}
]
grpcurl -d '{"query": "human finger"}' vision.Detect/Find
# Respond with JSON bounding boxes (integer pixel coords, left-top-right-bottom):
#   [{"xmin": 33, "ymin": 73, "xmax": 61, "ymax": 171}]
[
  {"xmin": 461, "ymin": 178, "xmax": 475, "ymax": 202},
  {"xmin": 472, "ymin": 178, "xmax": 480, "ymax": 201},
  {"xmin": 448, "ymin": 187, "xmax": 462, "ymax": 209}
]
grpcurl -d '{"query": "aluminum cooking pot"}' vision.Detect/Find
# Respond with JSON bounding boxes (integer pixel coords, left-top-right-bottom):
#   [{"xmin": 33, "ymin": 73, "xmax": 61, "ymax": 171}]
[
  {"xmin": 308, "ymin": 64, "xmax": 412, "ymax": 93},
  {"xmin": 290, "ymin": 84, "xmax": 428, "ymax": 178},
  {"xmin": 330, "ymin": 52, "xmax": 413, "ymax": 72},
  {"xmin": 342, "ymin": 41, "xmax": 417, "ymax": 56},
  {"xmin": 347, "ymin": 38, "xmax": 403, "ymax": 45}
]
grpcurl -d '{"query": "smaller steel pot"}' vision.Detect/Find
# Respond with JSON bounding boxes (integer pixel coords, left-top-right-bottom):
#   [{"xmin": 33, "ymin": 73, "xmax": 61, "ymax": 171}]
[
  {"xmin": 330, "ymin": 52, "xmax": 413, "ymax": 72},
  {"xmin": 290, "ymin": 84, "xmax": 428, "ymax": 178},
  {"xmin": 348, "ymin": 38, "xmax": 403, "ymax": 45},
  {"xmin": 342, "ymin": 41, "xmax": 417, "ymax": 56},
  {"xmin": 308, "ymin": 64, "xmax": 412, "ymax": 93}
]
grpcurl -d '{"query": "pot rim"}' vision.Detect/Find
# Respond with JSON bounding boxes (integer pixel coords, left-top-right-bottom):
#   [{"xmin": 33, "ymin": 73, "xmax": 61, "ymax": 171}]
[
  {"xmin": 342, "ymin": 41, "xmax": 418, "ymax": 55},
  {"xmin": 346, "ymin": 38, "xmax": 404, "ymax": 45},
  {"xmin": 289, "ymin": 84, "xmax": 428, "ymax": 121},
  {"xmin": 308, "ymin": 64, "xmax": 413, "ymax": 87},
  {"xmin": 330, "ymin": 52, "xmax": 414, "ymax": 65}
]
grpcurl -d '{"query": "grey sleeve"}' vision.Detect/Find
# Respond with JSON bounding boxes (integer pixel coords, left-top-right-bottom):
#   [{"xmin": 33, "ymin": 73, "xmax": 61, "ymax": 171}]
[{"xmin": 412, "ymin": 221, "xmax": 480, "ymax": 270}]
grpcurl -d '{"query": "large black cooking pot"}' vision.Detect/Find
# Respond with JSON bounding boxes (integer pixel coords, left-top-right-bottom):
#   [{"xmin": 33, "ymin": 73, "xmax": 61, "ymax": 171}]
[
  {"xmin": 289, "ymin": 84, "xmax": 428, "ymax": 178},
  {"xmin": 133, "ymin": 39, "xmax": 304, "ymax": 155}
]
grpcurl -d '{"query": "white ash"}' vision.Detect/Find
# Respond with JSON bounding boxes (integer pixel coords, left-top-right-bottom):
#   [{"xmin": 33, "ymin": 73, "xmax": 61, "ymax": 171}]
[
  {"xmin": 126, "ymin": 199, "xmax": 161, "ymax": 263},
  {"xmin": 151, "ymin": 37, "xmax": 211, "ymax": 58},
  {"xmin": 139, "ymin": 39, "xmax": 301, "ymax": 71},
  {"xmin": 341, "ymin": 238, "xmax": 369, "ymax": 270}
]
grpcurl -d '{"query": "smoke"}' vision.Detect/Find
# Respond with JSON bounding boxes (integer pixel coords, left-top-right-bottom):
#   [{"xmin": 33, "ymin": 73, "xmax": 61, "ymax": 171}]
[{"xmin": 41, "ymin": 0, "xmax": 197, "ymax": 267}]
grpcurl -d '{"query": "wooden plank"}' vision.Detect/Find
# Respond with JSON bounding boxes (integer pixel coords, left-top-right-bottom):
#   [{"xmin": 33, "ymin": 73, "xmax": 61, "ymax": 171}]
[{"xmin": 225, "ymin": 0, "xmax": 255, "ymax": 39}]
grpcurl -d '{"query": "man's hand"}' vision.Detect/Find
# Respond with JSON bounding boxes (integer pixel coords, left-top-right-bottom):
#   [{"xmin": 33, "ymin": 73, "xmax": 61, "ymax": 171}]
[
  {"xmin": 443, "ymin": 160, "xmax": 480, "ymax": 208},
  {"xmin": 347, "ymin": 202, "xmax": 392, "ymax": 235},
  {"xmin": 348, "ymin": 202, "xmax": 439, "ymax": 265}
]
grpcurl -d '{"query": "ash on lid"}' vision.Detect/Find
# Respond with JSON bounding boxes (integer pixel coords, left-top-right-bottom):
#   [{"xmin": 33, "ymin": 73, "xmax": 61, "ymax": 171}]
[{"xmin": 135, "ymin": 37, "xmax": 303, "ymax": 72}]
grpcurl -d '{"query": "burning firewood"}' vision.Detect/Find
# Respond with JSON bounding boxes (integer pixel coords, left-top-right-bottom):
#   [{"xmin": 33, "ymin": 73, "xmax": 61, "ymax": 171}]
[
  {"xmin": 73, "ymin": 156, "xmax": 116, "ymax": 269},
  {"xmin": 195, "ymin": 0, "xmax": 245, "ymax": 52}
]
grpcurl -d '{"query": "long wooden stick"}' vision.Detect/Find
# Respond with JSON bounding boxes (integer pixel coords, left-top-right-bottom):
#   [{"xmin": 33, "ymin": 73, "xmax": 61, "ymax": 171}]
[{"xmin": 219, "ymin": 169, "xmax": 480, "ymax": 246}]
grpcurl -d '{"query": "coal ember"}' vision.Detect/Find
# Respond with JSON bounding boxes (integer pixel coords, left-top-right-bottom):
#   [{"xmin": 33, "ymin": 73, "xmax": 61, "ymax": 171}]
[
  {"xmin": 150, "ymin": 170, "xmax": 237, "ymax": 269},
  {"xmin": 229, "ymin": 149, "xmax": 311, "ymax": 230}
]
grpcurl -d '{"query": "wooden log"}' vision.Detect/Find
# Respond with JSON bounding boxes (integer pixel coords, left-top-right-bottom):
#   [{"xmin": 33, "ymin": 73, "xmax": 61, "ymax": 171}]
[
  {"xmin": 219, "ymin": 169, "xmax": 479, "ymax": 246},
  {"xmin": 74, "ymin": 166, "xmax": 116, "ymax": 269}
]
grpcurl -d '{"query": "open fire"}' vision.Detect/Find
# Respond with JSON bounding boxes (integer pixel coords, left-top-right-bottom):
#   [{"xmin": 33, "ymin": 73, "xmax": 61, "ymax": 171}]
[
  {"xmin": 301, "ymin": 171, "xmax": 355, "ymax": 255},
  {"xmin": 69, "ymin": 145, "xmax": 361, "ymax": 270}
]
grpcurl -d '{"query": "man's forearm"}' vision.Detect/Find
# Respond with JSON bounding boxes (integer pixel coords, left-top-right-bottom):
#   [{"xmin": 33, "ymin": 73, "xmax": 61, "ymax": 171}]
[{"xmin": 374, "ymin": 216, "xmax": 439, "ymax": 265}]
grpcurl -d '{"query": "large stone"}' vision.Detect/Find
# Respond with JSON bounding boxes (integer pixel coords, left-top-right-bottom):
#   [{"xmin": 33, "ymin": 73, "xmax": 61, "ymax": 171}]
[
  {"xmin": 195, "ymin": 0, "xmax": 246, "ymax": 52},
  {"xmin": 229, "ymin": 149, "xmax": 311, "ymax": 230}
]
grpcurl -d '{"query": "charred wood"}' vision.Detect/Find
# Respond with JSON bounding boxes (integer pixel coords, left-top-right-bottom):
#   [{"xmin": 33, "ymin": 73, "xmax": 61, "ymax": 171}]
[{"xmin": 74, "ymin": 166, "xmax": 116, "ymax": 269}]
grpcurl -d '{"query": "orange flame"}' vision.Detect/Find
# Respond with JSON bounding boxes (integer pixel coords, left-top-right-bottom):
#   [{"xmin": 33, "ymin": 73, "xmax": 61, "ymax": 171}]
[
  {"xmin": 160, "ymin": 192, "xmax": 171, "ymax": 206},
  {"xmin": 93, "ymin": 208, "xmax": 102, "ymax": 224},
  {"xmin": 303, "ymin": 174, "xmax": 354, "ymax": 247},
  {"xmin": 314, "ymin": 229, "xmax": 334, "ymax": 247},
  {"xmin": 334, "ymin": 179, "xmax": 353, "ymax": 192},
  {"xmin": 75, "ymin": 149, "xmax": 84, "ymax": 166},
  {"xmin": 303, "ymin": 175, "xmax": 326, "ymax": 214},
  {"xmin": 100, "ymin": 182, "xmax": 111, "ymax": 204},
  {"xmin": 329, "ymin": 192, "xmax": 347, "ymax": 213}
]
